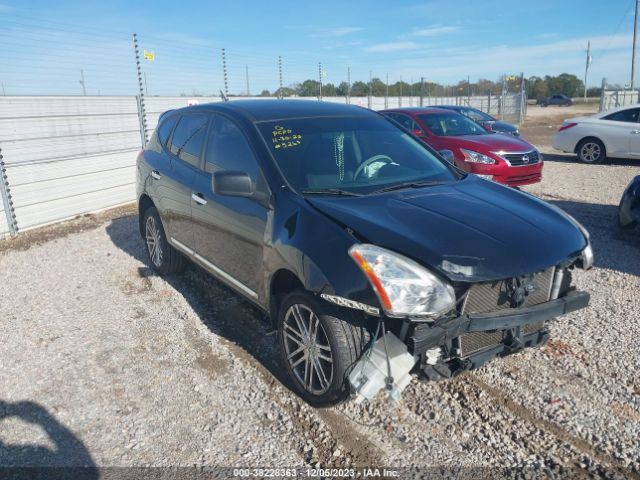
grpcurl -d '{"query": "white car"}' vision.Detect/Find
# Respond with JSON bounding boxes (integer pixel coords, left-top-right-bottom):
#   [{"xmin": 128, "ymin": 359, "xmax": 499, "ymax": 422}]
[{"xmin": 553, "ymin": 104, "xmax": 640, "ymax": 163}]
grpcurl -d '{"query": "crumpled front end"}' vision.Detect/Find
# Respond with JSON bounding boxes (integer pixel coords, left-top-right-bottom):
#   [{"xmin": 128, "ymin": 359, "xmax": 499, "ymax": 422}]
[{"xmin": 407, "ymin": 263, "xmax": 590, "ymax": 380}]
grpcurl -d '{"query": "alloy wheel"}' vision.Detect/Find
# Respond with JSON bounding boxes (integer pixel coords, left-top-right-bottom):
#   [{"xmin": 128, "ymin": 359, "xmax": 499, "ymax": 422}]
[
  {"xmin": 283, "ymin": 304, "xmax": 334, "ymax": 395},
  {"xmin": 145, "ymin": 215, "xmax": 163, "ymax": 267},
  {"xmin": 580, "ymin": 142, "xmax": 601, "ymax": 163}
]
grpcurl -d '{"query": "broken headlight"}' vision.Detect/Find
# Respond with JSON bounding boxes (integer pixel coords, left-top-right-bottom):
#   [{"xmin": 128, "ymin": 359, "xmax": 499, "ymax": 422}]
[{"xmin": 348, "ymin": 244, "xmax": 455, "ymax": 319}]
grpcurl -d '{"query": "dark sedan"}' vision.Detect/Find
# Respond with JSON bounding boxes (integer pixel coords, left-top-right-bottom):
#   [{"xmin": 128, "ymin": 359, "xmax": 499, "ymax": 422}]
[
  {"xmin": 619, "ymin": 175, "xmax": 640, "ymax": 230},
  {"xmin": 137, "ymin": 100, "xmax": 591, "ymax": 405},
  {"xmin": 430, "ymin": 105, "xmax": 519, "ymax": 136}
]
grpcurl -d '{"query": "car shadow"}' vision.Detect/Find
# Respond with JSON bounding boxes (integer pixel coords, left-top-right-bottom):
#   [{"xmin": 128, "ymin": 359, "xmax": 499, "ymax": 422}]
[
  {"xmin": 548, "ymin": 199, "xmax": 640, "ymax": 276},
  {"xmin": 105, "ymin": 215, "xmax": 299, "ymax": 397},
  {"xmin": 0, "ymin": 400, "xmax": 97, "ymax": 479},
  {"xmin": 542, "ymin": 152, "xmax": 639, "ymax": 167}
]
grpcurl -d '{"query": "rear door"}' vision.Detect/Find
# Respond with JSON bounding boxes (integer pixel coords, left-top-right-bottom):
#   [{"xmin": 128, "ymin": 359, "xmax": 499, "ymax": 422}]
[
  {"xmin": 162, "ymin": 112, "xmax": 208, "ymax": 250},
  {"xmin": 191, "ymin": 114, "xmax": 270, "ymax": 301},
  {"xmin": 601, "ymin": 107, "xmax": 640, "ymax": 157}
]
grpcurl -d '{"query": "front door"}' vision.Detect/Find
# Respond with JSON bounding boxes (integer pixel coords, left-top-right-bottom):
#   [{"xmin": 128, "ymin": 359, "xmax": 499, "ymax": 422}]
[{"xmin": 191, "ymin": 114, "xmax": 270, "ymax": 301}]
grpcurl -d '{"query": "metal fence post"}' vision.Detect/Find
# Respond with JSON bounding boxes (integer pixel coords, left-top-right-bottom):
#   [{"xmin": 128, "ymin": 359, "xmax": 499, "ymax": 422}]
[
  {"xmin": 599, "ymin": 78, "xmax": 606, "ymax": 112},
  {"xmin": 133, "ymin": 33, "xmax": 148, "ymax": 146},
  {"xmin": 0, "ymin": 147, "xmax": 18, "ymax": 236}
]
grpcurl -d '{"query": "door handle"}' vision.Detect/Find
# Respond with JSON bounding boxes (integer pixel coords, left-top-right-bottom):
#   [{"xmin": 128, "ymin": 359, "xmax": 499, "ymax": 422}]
[
  {"xmin": 151, "ymin": 170, "xmax": 161, "ymax": 180},
  {"xmin": 631, "ymin": 130, "xmax": 640, "ymax": 134},
  {"xmin": 191, "ymin": 193, "xmax": 207, "ymax": 206}
]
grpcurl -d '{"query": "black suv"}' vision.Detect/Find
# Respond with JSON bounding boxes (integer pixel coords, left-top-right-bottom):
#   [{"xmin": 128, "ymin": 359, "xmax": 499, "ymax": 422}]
[
  {"xmin": 538, "ymin": 94, "xmax": 573, "ymax": 107},
  {"xmin": 137, "ymin": 100, "xmax": 591, "ymax": 405}
]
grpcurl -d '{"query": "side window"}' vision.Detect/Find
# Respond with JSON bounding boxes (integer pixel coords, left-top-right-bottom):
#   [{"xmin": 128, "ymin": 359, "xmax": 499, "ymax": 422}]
[
  {"xmin": 205, "ymin": 115, "xmax": 259, "ymax": 180},
  {"xmin": 603, "ymin": 108, "xmax": 640, "ymax": 123},
  {"xmin": 157, "ymin": 114, "xmax": 179, "ymax": 147},
  {"xmin": 169, "ymin": 114, "xmax": 208, "ymax": 167}
]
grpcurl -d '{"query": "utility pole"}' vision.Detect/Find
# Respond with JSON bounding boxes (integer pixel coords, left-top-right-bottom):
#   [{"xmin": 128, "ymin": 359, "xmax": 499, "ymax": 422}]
[
  {"xmin": 633, "ymin": 0, "xmax": 639, "ymax": 90},
  {"xmin": 79, "ymin": 69, "xmax": 86, "ymax": 96},
  {"xmin": 420, "ymin": 77, "xmax": 424, "ymax": 107},
  {"xmin": 278, "ymin": 56, "xmax": 283, "ymax": 99},
  {"xmin": 221, "ymin": 48, "xmax": 229, "ymax": 97},
  {"xmin": 584, "ymin": 40, "xmax": 591, "ymax": 100},
  {"xmin": 467, "ymin": 75, "xmax": 471, "ymax": 104},
  {"xmin": 144, "ymin": 72, "xmax": 148, "ymax": 96},
  {"xmin": 1, "ymin": 82, "xmax": 5, "ymax": 96},
  {"xmin": 347, "ymin": 66, "xmax": 351, "ymax": 104},
  {"xmin": 399, "ymin": 75, "xmax": 403, "ymax": 107},
  {"xmin": 245, "ymin": 65, "xmax": 250, "ymax": 96},
  {"xmin": 385, "ymin": 72, "xmax": 389, "ymax": 108},
  {"xmin": 368, "ymin": 70, "xmax": 372, "ymax": 109},
  {"xmin": 318, "ymin": 62, "xmax": 323, "ymax": 100},
  {"xmin": 410, "ymin": 77, "xmax": 414, "ymax": 107}
]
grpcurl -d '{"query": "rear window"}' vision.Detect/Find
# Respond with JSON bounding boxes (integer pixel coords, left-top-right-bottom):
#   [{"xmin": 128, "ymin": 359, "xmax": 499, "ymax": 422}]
[
  {"xmin": 157, "ymin": 114, "xmax": 179, "ymax": 147},
  {"xmin": 169, "ymin": 114, "xmax": 208, "ymax": 167},
  {"xmin": 603, "ymin": 108, "xmax": 640, "ymax": 123}
]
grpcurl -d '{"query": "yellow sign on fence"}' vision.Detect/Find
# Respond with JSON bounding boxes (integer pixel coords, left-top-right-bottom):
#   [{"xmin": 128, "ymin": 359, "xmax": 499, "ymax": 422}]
[{"xmin": 143, "ymin": 50, "xmax": 155, "ymax": 61}]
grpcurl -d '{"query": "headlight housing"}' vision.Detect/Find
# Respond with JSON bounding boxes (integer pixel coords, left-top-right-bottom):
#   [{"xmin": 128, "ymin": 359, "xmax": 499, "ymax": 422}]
[
  {"xmin": 559, "ymin": 211, "xmax": 593, "ymax": 270},
  {"xmin": 348, "ymin": 244, "xmax": 456, "ymax": 318},
  {"xmin": 460, "ymin": 148, "xmax": 496, "ymax": 164}
]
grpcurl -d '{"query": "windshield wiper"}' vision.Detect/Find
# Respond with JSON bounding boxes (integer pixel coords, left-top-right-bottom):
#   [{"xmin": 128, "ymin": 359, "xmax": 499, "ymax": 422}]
[
  {"xmin": 371, "ymin": 180, "xmax": 443, "ymax": 194},
  {"xmin": 301, "ymin": 188, "xmax": 362, "ymax": 197}
]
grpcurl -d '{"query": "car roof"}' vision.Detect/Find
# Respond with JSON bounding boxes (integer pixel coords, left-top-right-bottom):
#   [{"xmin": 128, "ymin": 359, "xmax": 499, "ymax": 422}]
[
  {"xmin": 593, "ymin": 102, "xmax": 640, "ymax": 118},
  {"xmin": 166, "ymin": 99, "xmax": 374, "ymax": 122},
  {"xmin": 381, "ymin": 107, "xmax": 460, "ymax": 115}
]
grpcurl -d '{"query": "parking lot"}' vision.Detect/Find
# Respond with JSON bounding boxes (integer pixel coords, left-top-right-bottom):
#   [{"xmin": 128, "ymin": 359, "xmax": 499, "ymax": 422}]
[{"xmin": 0, "ymin": 106, "xmax": 639, "ymax": 477}]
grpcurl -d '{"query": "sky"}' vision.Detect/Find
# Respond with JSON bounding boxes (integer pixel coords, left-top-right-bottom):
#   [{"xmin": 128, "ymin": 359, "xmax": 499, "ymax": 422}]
[{"xmin": 0, "ymin": 0, "xmax": 638, "ymax": 95}]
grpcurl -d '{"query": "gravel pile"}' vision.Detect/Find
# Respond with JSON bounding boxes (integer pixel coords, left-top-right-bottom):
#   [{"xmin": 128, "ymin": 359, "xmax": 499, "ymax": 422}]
[{"xmin": 0, "ymin": 115, "xmax": 638, "ymax": 478}]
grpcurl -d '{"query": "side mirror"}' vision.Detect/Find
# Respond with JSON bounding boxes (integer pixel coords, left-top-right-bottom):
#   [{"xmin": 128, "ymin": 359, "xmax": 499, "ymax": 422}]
[
  {"xmin": 212, "ymin": 171, "xmax": 254, "ymax": 197},
  {"xmin": 412, "ymin": 128, "xmax": 426, "ymax": 137},
  {"xmin": 438, "ymin": 149, "xmax": 455, "ymax": 164}
]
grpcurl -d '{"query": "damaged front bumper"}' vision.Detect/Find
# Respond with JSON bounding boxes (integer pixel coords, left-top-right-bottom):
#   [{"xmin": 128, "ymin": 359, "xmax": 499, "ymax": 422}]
[{"xmin": 408, "ymin": 290, "xmax": 590, "ymax": 379}]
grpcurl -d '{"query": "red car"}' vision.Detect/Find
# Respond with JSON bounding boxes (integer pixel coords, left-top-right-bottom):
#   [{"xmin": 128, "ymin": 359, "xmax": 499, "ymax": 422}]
[{"xmin": 381, "ymin": 108, "xmax": 543, "ymax": 187}]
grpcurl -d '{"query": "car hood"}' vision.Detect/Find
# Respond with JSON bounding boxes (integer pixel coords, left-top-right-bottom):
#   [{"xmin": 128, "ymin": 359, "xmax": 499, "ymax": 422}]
[
  {"xmin": 450, "ymin": 133, "xmax": 534, "ymax": 152},
  {"xmin": 306, "ymin": 176, "xmax": 586, "ymax": 283}
]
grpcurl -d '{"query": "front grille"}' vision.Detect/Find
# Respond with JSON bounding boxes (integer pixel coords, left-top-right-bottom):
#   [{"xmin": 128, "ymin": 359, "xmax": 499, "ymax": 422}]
[
  {"xmin": 457, "ymin": 269, "xmax": 554, "ymax": 357},
  {"xmin": 522, "ymin": 321, "xmax": 544, "ymax": 335},
  {"xmin": 462, "ymin": 267, "xmax": 555, "ymax": 315},
  {"xmin": 459, "ymin": 321, "xmax": 545, "ymax": 357},
  {"xmin": 502, "ymin": 150, "xmax": 539, "ymax": 166},
  {"xmin": 459, "ymin": 330, "xmax": 504, "ymax": 357}
]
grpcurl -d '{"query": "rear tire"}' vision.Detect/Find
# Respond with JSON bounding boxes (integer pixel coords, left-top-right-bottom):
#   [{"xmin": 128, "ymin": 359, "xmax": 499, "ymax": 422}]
[
  {"xmin": 277, "ymin": 290, "xmax": 370, "ymax": 406},
  {"xmin": 142, "ymin": 206, "xmax": 185, "ymax": 275},
  {"xmin": 576, "ymin": 138, "xmax": 606, "ymax": 164}
]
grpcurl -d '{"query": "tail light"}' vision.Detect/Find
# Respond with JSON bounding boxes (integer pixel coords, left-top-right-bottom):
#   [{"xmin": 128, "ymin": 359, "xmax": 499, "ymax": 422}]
[{"xmin": 558, "ymin": 122, "xmax": 577, "ymax": 132}]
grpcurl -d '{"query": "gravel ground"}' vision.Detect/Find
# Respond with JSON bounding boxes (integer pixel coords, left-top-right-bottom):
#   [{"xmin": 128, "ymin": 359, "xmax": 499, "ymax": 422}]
[{"xmin": 0, "ymin": 110, "xmax": 639, "ymax": 479}]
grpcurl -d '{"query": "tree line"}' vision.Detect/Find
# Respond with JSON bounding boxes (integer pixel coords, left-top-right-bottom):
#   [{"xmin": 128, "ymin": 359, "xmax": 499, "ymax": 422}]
[{"xmin": 251, "ymin": 73, "xmax": 600, "ymax": 99}]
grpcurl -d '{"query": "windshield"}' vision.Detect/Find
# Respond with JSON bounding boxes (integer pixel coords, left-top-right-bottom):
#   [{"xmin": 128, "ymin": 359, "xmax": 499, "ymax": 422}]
[
  {"xmin": 465, "ymin": 109, "xmax": 494, "ymax": 122},
  {"xmin": 257, "ymin": 115, "xmax": 458, "ymax": 195},
  {"xmin": 418, "ymin": 113, "xmax": 488, "ymax": 137}
]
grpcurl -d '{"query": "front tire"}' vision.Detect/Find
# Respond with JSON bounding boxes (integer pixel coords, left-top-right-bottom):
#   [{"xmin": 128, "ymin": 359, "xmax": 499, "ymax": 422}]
[
  {"xmin": 142, "ymin": 206, "xmax": 185, "ymax": 275},
  {"xmin": 576, "ymin": 138, "xmax": 606, "ymax": 164},
  {"xmin": 277, "ymin": 291, "xmax": 370, "ymax": 406},
  {"xmin": 618, "ymin": 198, "xmax": 638, "ymax": 230}
]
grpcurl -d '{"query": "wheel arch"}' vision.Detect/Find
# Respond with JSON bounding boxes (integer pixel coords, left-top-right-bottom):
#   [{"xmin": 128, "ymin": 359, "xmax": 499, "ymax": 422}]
[
  {"xmin": 138, "ymin": 194, "xmax": 156, "ymax": 238},
  {"xmin": 268, "ymin": 268, "xmax": 305, "ymax": 327},
  {"xmin": 574, "ymin": 135, "xmax": 607, "ymax": 155}
]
